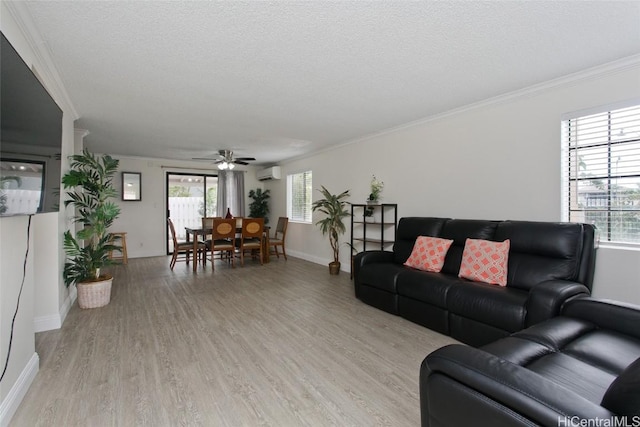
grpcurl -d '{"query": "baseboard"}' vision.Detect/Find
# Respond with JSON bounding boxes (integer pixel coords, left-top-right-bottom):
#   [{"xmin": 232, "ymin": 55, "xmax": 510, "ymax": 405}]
[
  {"xmin": 33, "ymin": 286, "xmax": 76, "ymax": 333},
  {"xmin": 0, "ymin": 352, "xmax": 39, "ymax": 427},
  {"xmin": 33, "ymin": 314, "xmax": 60, "ymax": 332},
  {"xmin": 284, "ymin": 250, "xmax": 349, "ymax": 272}
]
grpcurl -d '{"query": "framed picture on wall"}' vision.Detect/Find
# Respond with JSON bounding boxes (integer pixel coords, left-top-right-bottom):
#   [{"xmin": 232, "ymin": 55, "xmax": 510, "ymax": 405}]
[{"xmin": 122, "ymin": 172, "xmax": 141, "ymax": 201}]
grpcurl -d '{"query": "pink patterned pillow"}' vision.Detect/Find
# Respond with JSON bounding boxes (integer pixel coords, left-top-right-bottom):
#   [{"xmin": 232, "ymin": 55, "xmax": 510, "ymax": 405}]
[
  {"xmin": 459, "ymin": 238, "xmax": 510, "ymax": 286},
  {"xmin": 404, "ymin": 236, "xmax": 454, "ymax": 273}
]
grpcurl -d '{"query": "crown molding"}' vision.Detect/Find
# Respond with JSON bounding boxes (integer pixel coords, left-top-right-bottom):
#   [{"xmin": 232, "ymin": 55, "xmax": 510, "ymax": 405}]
[
  {"xmin": 346, "ymin": 53, "xmax": 640, "ymax": 145},
  {"xmin": 74, "ymin": 128, "xmax": 90, "ymax": 139},
  {"xmin": 283, "ymin": 53, "xmax": 640, "ymax": 166},
  {"xmin": 4, "ymin": 1, "xmax": 79, "ymax": 120}
]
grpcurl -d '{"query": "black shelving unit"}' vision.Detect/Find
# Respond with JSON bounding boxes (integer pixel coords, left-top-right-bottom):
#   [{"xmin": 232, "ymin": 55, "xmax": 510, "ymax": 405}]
[{"xmin": 350, "ymin": 203, "xmax": 398, "ymax": 278}]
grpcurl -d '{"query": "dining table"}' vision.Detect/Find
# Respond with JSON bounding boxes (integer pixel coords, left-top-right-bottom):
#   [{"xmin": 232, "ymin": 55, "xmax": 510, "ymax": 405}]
[{"xmin": 184, "ymin": 225, "xmax": 271, "ymax": 272}]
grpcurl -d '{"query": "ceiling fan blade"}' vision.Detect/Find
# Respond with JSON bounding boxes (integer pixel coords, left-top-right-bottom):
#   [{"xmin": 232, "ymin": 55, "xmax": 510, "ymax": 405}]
[
  {"xmin": 191, "ymin": 157, "xmax": 218, "ymax": 161},
  {"xmin": 234, "ymin": 157, "xmax": 256, "ymax": 161},
  {"xmin": 233, "ymin": 161, "xmax": 250, "ymax": 165}
]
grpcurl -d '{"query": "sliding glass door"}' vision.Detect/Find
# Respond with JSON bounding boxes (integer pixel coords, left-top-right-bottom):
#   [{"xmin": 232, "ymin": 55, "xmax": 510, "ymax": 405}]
[{"xmin": 166, "ymin": 172, "xmax": 217, "ymax": 253}]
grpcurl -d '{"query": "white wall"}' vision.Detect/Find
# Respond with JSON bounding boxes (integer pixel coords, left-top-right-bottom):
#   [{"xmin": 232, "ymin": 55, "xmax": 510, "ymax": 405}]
[
  {"xmin": 267, "ymin": 59, "xmax": 640, "ymax": 305},
  {"xmin": 0, "ymin": 4, "xmax": 77, "ymax": 424},
  {"xmin": 111, "ymin": 156, "xmax": 263, "ymax": 258}
]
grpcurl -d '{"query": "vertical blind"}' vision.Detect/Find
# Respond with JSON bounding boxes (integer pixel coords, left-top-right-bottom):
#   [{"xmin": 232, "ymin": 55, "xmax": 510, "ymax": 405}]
[
  {"xmin": 562, "ymin": 104, "xmax": 640, "ymax": 244},
  {"xmin": 288, "ymin": 170, "xmax": 312, "ymax": 223}
]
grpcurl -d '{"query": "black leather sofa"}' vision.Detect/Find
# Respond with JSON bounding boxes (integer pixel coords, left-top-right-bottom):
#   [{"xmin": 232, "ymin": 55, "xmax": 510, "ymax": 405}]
[
  {"xmin": 420, "ymin": 298, "xmax": 640, "ymax": 426},
  {"xmin": 353, "ymin": 217, "xmax": 597, "ymax": 346}
]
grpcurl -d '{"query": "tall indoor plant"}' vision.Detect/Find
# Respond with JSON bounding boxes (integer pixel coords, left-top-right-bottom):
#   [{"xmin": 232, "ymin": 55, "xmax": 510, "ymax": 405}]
[
  {"xmin": 248, "ymin": 188, "xmax": 270, "ymax": 224},
  {"xmin": 311, "ymin": 186, "xmax": 350, "ymax": 274},
  {"xmin": 62, "ymin": 149, "xmax": 120, "ymax": 309}
]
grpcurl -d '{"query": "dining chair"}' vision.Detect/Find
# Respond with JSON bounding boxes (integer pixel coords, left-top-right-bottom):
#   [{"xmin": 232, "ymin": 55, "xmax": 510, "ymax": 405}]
[
  {"xmin": 235, "ymin": 217, "xmax": 264, "ymax": 266},
  {"xmin": 269, "ymin": 216, "xmax": 289, "ymax": 260},
  {"xmin": 201, "ymin": 216, "xmax": 221, "ymax": 263},
  {"xmin": 205, "ymin": 218, "xmax": 236, "ymax": 270},
  {"xmin": 167, "ymin": 218, "xmax": 205, "ymax": 270}
]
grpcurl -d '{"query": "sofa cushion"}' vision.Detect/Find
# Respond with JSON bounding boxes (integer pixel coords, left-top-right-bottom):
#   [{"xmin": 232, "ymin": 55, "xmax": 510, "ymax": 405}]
[
  {"xmin": 404, "ymin": 236, "xmax": 453, "ymax": 272},
  {"xmin": 481, "ymin": 336, "xmax": 553, "ymax": 366},
  {"xmin": 482, "ymin": 317, "xmax": 621, "ymax": 405},
  {"xmin": 397, "ymin": 270, "xmax": 464, "ymax": 308},
  {"xmin": 495, "ymin": 221, "xmax": 584, "ymax": 290},
  {"xmin": 601, "ymin": 357, "xmax": 640, "ymax": 417},
  {"xmin": 458, "ymin": 238, "xmax": 510, "ymax": 286},
  {"xmin": 526, "ymin": 352, "xmax": 616, "ymax": 404},
  {"xmin": 440, "ymin": 220, "xmax": 499, "ymax": 275},
  {"xmin": 563, "ymin": 330, "xmax": 640, "ymax": 375},
  {"xmin": 393, "ymin": 217, "xmax": 449, "ymax": 264},
  {"xmin": 357, "ymin": 262, "xmax": 407, "ymax": 293},
  {"xmin": 447, "ymin": 282, "xmax": 527, "ymax": 332}
]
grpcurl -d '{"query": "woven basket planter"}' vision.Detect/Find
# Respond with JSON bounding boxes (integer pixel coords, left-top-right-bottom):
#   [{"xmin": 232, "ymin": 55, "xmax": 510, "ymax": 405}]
[{"xmin": 77, "ymin": 275, "xmax": 113, "ymax": 309}]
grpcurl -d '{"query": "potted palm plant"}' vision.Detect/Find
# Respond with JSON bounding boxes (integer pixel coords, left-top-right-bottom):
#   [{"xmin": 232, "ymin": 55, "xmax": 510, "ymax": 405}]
[
  {"xmin": 311, "ymin": 186, "xmax": 350, "ymax": 275},
  {"xmin": 62, "ymin": 149, "xmax": 120, "ymax": 309}
]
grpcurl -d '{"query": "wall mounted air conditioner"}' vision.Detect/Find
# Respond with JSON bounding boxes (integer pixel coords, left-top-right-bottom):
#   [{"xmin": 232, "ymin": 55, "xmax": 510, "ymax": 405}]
[{"xmin": 257, "ymin": 166, "xmax": 281, "ymax": 181}]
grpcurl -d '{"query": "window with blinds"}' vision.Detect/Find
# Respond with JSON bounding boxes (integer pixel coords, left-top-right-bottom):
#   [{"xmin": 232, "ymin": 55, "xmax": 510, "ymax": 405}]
[
  {"xmin": 287, "ymin": 170, "xmax": 312, "ymax": 223},
  {"xmin": 562, "ymin": 103, "xmax": 640, "ymax": 245}
]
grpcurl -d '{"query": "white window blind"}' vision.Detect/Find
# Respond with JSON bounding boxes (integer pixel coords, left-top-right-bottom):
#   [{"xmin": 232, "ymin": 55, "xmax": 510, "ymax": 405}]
[
  {"xmin": 562, "ymin": 104, "xmax": 640, "ymax": 245},
  {"xmin": 287, "ymin": 171, "xmax": 312, "ymax": 223}
]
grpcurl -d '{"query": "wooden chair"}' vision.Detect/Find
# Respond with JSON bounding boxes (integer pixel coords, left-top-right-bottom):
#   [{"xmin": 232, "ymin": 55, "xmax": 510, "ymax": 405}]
[
  {"xmin": 205, "ymin": 218, "xmax": 236, "ymax": 270},
  {"xmin": 235, "ymin": 217, "xmax": 264, "ymax": 266},
  {"xmin": 201, "ymin": 216, "xmax": 221, "ymax": 263},
  {"xmin": 167, "ymin": 218, "xmax": 205, "ymax": 270},
  {"xmin": 269, "ymin": 217, "xmax": 289, "ymax": 260}
]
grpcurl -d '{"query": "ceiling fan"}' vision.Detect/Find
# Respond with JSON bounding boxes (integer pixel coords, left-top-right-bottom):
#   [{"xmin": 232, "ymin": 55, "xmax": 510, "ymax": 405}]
[{"xmin": 193, "ymin": 149, "xmax": 256, "ymax": 170}]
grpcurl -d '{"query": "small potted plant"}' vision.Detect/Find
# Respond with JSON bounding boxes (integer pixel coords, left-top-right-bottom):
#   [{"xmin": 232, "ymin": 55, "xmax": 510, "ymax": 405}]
[
  {"xmin": 62, "ymin": 149, "xmax": 120, "ymax": 309},
  {"xmin": 248, "ymin": 188, "xmax": 270, "ymax": 224},
  {"xmin": 311, "ymin": 186, "xmax": 350, "ymax": 275},
  {"xmin": 367, "ymin": 175, "xmax": 384, "ymax": 204},
  {"xmin": 364, "ymin": 175, "xmax": 384, "ymax": 218}
]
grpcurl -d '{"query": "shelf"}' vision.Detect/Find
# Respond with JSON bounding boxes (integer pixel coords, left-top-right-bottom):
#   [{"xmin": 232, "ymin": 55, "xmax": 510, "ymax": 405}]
[
  {"xmin": 353, "ymin": 238, "xmax": 394, "ymax": 244},
  {"xmin": 353, "ymin": 221, "xmax": 396, "ymax": 225},
  {"xmin": 350, "ymin": 203, "xmax": 398, "ymax": 279},
  {"xmin": 351, "ymin": 203, "xmax": 398, "ymax": 207}
]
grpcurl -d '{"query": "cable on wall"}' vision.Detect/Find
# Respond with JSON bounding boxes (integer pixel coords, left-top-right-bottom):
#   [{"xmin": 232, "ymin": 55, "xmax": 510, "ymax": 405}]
[{"xmin": 0, "ymin": 214, "xmax": 33, "ymax": 383}]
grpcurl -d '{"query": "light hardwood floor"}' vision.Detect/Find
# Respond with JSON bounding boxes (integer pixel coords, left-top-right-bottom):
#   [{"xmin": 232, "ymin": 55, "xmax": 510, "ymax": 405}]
[{"xmin": 10, "ymin": 255, "xmax": 456, "ymax": 426}]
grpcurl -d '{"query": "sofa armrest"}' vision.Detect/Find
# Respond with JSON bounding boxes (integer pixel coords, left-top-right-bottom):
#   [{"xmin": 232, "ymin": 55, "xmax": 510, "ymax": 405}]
[
  {"xmin": 353, "ymin": 250, "xmax": 394, "ymax": 266},
  {"xmin": 353, "ymin": 250, "xmax": 394, "ymax": 279},
  {"xmin": 562, "ymin": 297, "xmax": 640, "ymax": 340},
  {"xmin": 525, "ymin": 280, "xmax": 590, "ymax": 327},
  {"xmin": 420, "ymin": 344, "xmax": 613, "ymax": 426}
]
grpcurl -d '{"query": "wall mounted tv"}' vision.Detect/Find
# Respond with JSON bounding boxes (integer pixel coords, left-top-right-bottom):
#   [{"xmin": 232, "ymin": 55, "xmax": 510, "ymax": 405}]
[{"xmin": 1, "ymin": 32, "xmax": 63, "ymax": 217}]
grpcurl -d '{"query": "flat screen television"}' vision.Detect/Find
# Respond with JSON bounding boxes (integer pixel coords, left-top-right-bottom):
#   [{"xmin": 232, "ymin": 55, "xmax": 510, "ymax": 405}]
[{"xmin": 1, "ymin": 32, "xmax": 63, "ymax": 217}]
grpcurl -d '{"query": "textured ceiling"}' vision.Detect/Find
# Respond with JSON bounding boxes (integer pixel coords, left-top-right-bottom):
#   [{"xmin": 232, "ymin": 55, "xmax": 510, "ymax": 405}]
[{"xmin": 15, "ymin": 1, "xmax": 640, "ymax": 166}]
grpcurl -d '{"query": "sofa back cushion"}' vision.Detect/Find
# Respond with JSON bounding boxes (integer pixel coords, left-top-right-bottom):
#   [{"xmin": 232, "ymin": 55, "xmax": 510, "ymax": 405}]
[
  {"xmin": 440, "ymin": 220, "xmax": 499, "ymax": 275},
  {"xmin": 393, "ymin": 217, "xmax": 449, "ymax": 264},
  {"xmin": 495, "ymin": 221, "xmax": 585, "ymax": 291}
]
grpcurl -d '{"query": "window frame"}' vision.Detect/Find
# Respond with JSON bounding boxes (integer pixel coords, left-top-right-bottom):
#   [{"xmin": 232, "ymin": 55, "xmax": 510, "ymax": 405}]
[
  {"xmin": 561, "ymin": 99, "xmax": 640, "ymax": 247},
  {"xmin": 287, "ymin": 170, "xmax": 313, "ymax": 224}
]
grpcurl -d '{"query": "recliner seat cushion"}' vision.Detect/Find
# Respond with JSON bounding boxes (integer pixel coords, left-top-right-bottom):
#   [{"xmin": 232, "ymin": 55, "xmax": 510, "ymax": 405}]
[
  {"xmin": 447, "ymin": 282, "xmax": 527, "ymax": 332},
  {"xmin": 482, "ymin": 316, "xmax": 640, "ymax": 407},
  {"xmin": 358, "ymin": 263, "xmax": 407, "ymax": 293},
  {"xmin": 397, "ymin": 270, "xmax": 464, "ymax": 308},
  {"xmin": 526, "ymin": 352, "xmax": 616, "ymax": 404}
]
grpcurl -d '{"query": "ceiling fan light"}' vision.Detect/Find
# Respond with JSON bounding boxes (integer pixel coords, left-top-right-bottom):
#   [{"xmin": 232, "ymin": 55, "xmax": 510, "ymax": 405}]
[
  {"xmin": 228, "ymin": 163, "xmax": 235, "ymax": 170},
  {"xmin": 218, "ymin": 162, "xmax": 228, "ymax": 170}
]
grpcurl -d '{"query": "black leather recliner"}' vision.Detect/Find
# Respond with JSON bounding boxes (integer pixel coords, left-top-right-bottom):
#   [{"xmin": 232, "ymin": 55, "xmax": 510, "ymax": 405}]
[
  {"xmin": 420, "ymin": 297, "xmax": 640, "ymax": 426},
  {"xmin": 354, "ymin": 217, "xmax": 597, "ymax": 346}
]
